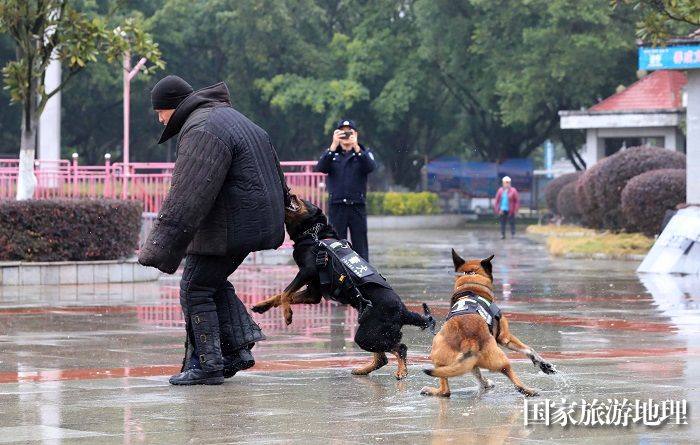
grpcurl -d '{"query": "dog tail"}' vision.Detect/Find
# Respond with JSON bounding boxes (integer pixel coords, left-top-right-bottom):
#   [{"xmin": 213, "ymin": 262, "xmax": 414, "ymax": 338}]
[
  {"xmin": 402, "ymin": 303, "xmax": 437, "ymax": 334},
  {"xmin": 423, "ymin": 352, "xmax": 476, "ymax": 378}
]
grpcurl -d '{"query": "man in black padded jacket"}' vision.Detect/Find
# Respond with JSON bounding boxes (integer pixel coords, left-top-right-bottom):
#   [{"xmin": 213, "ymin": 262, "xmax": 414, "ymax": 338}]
[{"xmin": 139, "ymin": 75, "xmax": 288, "ymax": 385}]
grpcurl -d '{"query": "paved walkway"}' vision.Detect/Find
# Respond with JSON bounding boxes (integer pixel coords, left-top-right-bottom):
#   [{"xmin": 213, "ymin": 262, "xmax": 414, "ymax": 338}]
[{"xmin": 0, "ymin": 228, "xmax": 698, "ymax": 444}]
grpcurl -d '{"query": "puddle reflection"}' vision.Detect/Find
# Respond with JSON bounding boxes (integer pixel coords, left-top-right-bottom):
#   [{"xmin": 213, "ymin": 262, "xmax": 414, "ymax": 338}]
[
  {"xmin": 638, "ymin": 273, "xmax": 700, "ymax": 335},
  {"xmin": 137, "ymin": 265, "xmax": 360, "ymax": 339}
]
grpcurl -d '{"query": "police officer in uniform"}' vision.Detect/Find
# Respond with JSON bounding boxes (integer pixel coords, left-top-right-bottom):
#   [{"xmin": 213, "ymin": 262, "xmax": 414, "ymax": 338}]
[{"xmin": 314, "ymin": 119, "xmax": 376, "ymax": 261}]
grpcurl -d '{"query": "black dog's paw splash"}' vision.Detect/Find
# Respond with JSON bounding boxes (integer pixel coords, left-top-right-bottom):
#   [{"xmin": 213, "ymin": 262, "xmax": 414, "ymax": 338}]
[
  {"xmin": 422, "ymin": 303, "xmax": 437, "ymax": 335},
  {"xmin": 538, "ymin": 360, "xmax": 557, "ymax": 375}
]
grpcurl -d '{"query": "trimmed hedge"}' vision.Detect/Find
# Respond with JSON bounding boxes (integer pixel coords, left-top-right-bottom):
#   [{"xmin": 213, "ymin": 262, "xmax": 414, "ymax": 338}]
[
  {"xmin": 556, "ymin": 182, "xmax": 581, "ymax": 223},
  {"xmin": 575, "ymin": 155, "xmax": 613, "ymax": 228},
  {"xmin": 0, "ymin": 199, "xmax": 143, "ymax": 261},
  {"xmin": 367, "ymin": 192, "xmax": 441, "ymax": 216},
  {"xmin": 621, "ymin": 168, "xmax": 686, "ymax": 237},
  {"xmin": 543, "ymin": 172, "xmax": 580, "ymax": 215},
  {"xmin": 575, "ymin": 147, "xmax": 686, "ymax": 230}
]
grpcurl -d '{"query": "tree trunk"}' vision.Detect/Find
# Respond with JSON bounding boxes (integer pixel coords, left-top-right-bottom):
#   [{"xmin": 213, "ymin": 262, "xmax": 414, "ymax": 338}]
[{"xmin": 17, "ymin": 107, "xmax": 38, "ymax": 200}]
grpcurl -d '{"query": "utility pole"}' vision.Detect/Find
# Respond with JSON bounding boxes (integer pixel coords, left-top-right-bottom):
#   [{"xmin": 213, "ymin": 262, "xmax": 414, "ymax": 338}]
[{"xmin": 122, "ymin": 51, "xmax": 147, "ymax": 199}]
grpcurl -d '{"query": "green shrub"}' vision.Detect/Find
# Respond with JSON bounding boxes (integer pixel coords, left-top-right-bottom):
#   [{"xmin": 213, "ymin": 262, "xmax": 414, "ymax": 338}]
[
  {"xmin": 0, "ymin": 199, "xmax": 143, "ymax": 261},
  {"xmin": 556, "ymin": 182, "xmax": 581, "ymax": 223},
  {"xmin": 367, "ymin": 192, "xmax": 385, "ymax": 215},
  {"xmin": 543, "ymin": 172, "xmax": 580, "ymax": 215},
  {"xmin": 575, "ymin": 156, "xmax": 612, "ymax": 228},
  {"xmin": 366, "ymin": 192, "xmax": 441, "ymax": 215},
  {"xmin": 621, "ymin": 168, "xmax": 685, "ymax": 236},
  {"xmin": 576, "ymin": 147, "xmax": 686, "ymax": 230}
]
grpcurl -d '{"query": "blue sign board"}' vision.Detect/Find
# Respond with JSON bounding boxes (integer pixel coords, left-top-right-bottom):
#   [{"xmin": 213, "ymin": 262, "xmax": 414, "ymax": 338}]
[
  {"xmin": 639, "ymin": 45, "xmax": 700, "ymax": 70},
  {"xmin": 544, "ymin": 139, "xmax": 554, "ymax": 179}
]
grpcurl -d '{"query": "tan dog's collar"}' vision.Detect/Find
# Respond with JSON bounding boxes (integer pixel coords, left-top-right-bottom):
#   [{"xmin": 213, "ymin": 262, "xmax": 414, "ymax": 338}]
[{"xmin": 452, "ymin": 282, "xmax": 495, "ymax": 302}]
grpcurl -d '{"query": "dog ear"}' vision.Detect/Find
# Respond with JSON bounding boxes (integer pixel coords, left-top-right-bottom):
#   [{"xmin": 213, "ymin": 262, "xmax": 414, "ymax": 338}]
[
  {"xmin": 451, "ymin": 248, "xmax": 465, "ymax": 271},
  {"xmin": 286, "ymin": 194, "xmax": 301, "ymax": 212},
  {"xmin": 306, "ymin": 199, "xmax": 321, "ymax": 216},
  {"xmin": 480, "ymin": 254, "xmax": 494, "ymax": 279}
]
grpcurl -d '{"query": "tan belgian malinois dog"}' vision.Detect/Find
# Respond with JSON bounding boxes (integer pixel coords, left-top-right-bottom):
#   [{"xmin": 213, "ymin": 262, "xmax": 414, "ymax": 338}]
[{"xmin": 421, "ymin": 250, "xmax": 556, "ymax": 397}]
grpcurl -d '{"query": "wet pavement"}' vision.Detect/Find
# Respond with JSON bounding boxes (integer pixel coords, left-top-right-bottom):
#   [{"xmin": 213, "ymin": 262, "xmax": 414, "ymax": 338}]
[{"xmin": 0, "ymin": 227, "xmax": 698, "ymax": 444}]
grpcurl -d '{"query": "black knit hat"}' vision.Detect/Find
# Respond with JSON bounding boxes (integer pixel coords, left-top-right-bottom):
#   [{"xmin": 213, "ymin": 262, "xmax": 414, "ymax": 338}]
[{"xmin": 151, "ymin": 75, "xmax": 194, "ymax": 110}]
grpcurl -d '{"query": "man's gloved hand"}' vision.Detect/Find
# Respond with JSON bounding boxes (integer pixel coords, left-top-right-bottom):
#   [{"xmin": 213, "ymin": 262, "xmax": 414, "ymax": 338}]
[{"xmin": 138, "ymin": 242, "xmax": 183, "ymax": 274}]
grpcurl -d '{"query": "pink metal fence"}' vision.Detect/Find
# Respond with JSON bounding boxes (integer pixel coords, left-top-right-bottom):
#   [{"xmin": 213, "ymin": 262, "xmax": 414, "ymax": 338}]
[
  {"xmin": 0, "ymin": 157, "xmax": 326, "ymax": 212},
  {"xmin": 136, "ymin": 264, "xmax": 359, "ymax": 340}
]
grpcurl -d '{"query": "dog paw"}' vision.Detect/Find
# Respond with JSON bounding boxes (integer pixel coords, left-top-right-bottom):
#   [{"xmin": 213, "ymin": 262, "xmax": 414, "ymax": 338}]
[
  {"xmin": 420, "ymin": 386, "xmax": 450, "ymax": 397},
  {"xmin": 394, "ymin": 370, "xmax": 408, "ymax": 380},
  {"xmin": 517, "ymin": 386, "xmax": 539, "ymax": 397},
  {"xmin": 351, "ymin": 368, "xmax": 370, "ymax": 376},
  {"xmin": 425, "ymin": 317, "xmax": 437, "ymax": 335},
  {"xmin": 482, "ymin": 379, "xmax": 495, "ymax": 390},
  {"xmin": 251, "ymin": 303, "xmax": 269, "ymax": 314},
  {"xmin": 283, "ymin": 307, "xmax": 294, "ymax": 325},
  {"xmin": 421, "ymin": 304, "xmax": 438, "ymax": 335},
  {"xmin": 537, "ymin": 361, "xmax": 557, "ymax": 375}
]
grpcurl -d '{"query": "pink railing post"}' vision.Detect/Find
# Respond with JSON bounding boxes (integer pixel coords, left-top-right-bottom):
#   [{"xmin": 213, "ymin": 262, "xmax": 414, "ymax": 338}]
[
  {"xmin": 2, "ymin": 159, "xmax": 325, "ymax": 217},
  {"xmin": 104, "ymin": 153, "xmax": 112, "ymax": 198},
  {"xmin": 71, "ymin": 153, "xmax": 79, "ymax": 197},
  {"xmin": 33, "ymin": 160, "xmax": 40, "ymax": 198},
  {"xmin": 123, "ymin": 53, "xmax": 148, "ymax": 200}
]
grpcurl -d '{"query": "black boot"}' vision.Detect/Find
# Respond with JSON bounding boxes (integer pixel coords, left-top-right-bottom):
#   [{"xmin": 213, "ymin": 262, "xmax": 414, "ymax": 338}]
[
  {"xmin": 170, "ymin": 331, "xmax": 223, "ymax": 385},
  {"xmin": 214, "ymin": 282, "xmax": 265, "ymax": 377},
  {"xmin": 169, "ymin": 367, "xmax": 224, "ymax": 385},
  {"xmin": 170, "ymin": 310, "xmax": 225, "ymax": 386},
  {"xmin": 223, "ymin": 344, "xmax": 256, "ymax": 378}
]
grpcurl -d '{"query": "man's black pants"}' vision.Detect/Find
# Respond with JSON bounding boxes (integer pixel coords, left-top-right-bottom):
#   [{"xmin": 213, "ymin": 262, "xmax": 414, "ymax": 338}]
[
  {"xmin": 179, "ymin": 253, "xmax": 264, "ymax": 371},
  {"xmin": 328, "ymin": 202, "xmax": 369, "ymax": 261},
  {"xmin": 499, "ymin": 213, "xmax": 516, "ymax": 237}
]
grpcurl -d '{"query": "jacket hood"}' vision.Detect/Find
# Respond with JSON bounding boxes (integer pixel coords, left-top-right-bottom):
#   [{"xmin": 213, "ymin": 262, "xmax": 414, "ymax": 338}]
[{"xmin": 158, "ymin": 82, "xmax": 232, "ymax": 144}]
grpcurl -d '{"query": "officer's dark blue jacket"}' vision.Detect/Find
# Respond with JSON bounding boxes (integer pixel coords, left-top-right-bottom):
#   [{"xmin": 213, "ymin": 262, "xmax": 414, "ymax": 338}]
[{"xmin": 314, "ymin": 144, "xmax": 376, "ymax": 204}]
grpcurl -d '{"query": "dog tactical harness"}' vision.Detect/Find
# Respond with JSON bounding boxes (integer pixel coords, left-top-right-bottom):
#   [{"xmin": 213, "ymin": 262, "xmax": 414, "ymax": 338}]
[
  {"xmin": 315, "ymin": 239, "xmax": 390, "ymax": 310},
  {"xmin": 446, "ymin": 291, "xmax": 502, "ymax": 338}
]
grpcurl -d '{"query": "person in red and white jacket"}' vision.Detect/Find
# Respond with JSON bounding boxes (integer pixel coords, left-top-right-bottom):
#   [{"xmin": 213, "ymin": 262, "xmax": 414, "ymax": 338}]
[{"xmin": 494, "ymin": 176, "xmax": 520, "ymax": 239}]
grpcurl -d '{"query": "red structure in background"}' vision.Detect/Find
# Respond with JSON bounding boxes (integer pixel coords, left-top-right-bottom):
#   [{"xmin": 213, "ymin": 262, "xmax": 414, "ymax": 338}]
[
  {"xmin": 589, "ymin": 70, "xmax": 687, "ymax": 112},
  {"xmin": 0, "ymin": 159, "xmax": 327, "ymax": 212},
  {"xmin": 0, "ymin": 158, "xmax": 349, "ymax": 337},
  {"xmin": 137, "ymin": 265, "xmax": 359, "ymax": 339}
]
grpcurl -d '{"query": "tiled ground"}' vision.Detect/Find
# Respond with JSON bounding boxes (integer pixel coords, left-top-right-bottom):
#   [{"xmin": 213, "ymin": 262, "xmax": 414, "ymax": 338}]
[{"xmin": 0, "ymin": 228, "xmax": 697, "ymax": 444}]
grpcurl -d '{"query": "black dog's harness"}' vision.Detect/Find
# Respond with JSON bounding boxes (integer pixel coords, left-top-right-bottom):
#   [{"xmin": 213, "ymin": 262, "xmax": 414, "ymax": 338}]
[
  {"xmin": 301, "ymin": 223, "xmax": 325, "ymax": 240},
  {"xmin": 312, "ymin": 238, "xmax": 391, "ymax": 318},
  {"xmin": 446, "ymin": 290, "xmax": 502, "ymax": 338}
]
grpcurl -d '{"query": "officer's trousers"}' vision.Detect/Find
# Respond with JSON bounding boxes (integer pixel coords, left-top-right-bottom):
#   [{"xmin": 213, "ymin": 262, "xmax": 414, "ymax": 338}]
[{"xmin": 328, "ymin": 203, "xmax": 369, "ymax": 261}]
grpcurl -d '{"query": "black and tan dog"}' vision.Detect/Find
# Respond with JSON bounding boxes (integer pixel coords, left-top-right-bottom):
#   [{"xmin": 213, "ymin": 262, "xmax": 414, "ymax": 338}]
[
  {"xmin": 252, "ymin": 195, "xmax": 435, "ymax": 379},
  {"xmin": 421, "ymin": 250, "xmax": 556, "ymax": 397}
]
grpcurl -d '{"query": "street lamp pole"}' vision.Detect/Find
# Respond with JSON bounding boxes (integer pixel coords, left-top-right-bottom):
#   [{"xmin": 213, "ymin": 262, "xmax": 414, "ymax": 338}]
[{"xmin": 123, "ymin": 51, "xmax": 147, "ymax": 199}]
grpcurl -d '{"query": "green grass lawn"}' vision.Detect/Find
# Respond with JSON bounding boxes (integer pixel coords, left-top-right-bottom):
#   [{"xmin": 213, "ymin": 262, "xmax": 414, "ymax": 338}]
[{"xmin": 526, "ymin": 224, "xmax": 654, "ymax": 257}]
